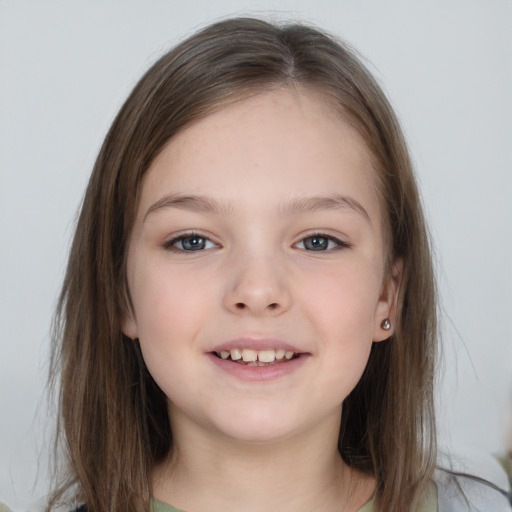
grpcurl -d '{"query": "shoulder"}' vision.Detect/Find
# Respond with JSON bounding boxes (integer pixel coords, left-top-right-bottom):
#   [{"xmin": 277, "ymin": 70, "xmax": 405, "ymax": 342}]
[{"xmin": 435, "ymin": 469, "xmax": 512, "ymax": 512}]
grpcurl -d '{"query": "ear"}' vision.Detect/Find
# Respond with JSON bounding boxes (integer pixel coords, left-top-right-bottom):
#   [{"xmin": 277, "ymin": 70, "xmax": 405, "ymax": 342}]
[
  {"xmin": 122, "ymin": 311, "xmax": 138, "ymax": 340},
  {"xmin": 373, "ymin": 258, "xmax": 403, "ymax": 342}
]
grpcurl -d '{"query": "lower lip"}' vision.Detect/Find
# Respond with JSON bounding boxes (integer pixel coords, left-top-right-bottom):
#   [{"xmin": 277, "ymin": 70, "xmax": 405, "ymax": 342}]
[{"xmin": 206, "ymin": 353, "xmax": 309, "ymax": 382}]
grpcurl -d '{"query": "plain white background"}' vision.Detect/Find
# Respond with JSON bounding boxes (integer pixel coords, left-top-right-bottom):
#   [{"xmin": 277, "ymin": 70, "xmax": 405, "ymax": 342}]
[{"xmin": 1, "ymin": 0, "xmax": 511, "ymax": 509}]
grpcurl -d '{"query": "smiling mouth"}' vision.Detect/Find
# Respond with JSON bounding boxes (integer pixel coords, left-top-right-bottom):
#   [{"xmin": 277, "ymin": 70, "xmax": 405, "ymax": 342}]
[{"xmin": 213, "ymin": 348, "xmax": 300, "ymax": 366}]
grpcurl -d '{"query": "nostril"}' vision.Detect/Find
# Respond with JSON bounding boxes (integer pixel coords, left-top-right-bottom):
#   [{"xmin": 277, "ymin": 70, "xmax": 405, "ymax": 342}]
[{"xmin": 231, "ymin": 302, "xmax": 281, "ymax": 312}]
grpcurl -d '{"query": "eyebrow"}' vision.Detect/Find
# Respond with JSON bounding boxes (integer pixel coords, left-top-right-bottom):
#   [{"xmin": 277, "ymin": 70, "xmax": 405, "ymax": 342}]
[
  {"xmin": 144, "ymin": 194, "xmax": 234, "ymax": 221},
  {"xmin": 144, "ymin": 193, "xmax": 371, "ymax": 223},
  {"xmin": 281, "ymin": 195, "xmax": 371, "ymax": 223}
]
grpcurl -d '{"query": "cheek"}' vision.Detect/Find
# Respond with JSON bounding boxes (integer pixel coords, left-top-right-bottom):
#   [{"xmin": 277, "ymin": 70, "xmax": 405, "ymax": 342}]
[
  {"xmin": 131, "ymin": 260, "xmax": 201, "ymax": 333},
  {"xmin": 301, "ymin": 263, "xmax": 381, "ymax": 335},
  {"xmin": 298, "ymin": 264, "xmax": 381, "ymax": 387},
  {"xmin": 128, "ymin": 259, "xmax": 215, "ymax": 383},
  {"xmin": 130, "ymin": 262, "xmax": 211, "ymax": 405}
]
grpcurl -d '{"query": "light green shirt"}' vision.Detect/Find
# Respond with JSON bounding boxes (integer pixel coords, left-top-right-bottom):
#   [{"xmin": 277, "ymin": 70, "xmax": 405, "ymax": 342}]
[{"xmin": 152, "ymin": 484, "xmax": 437, "ymax": 512}]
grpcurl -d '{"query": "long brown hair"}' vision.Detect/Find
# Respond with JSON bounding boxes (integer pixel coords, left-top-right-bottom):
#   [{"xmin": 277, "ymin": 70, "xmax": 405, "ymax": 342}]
[{"xmin": 49, "ymin": 17, "xmax": 437, "ymax": 512}]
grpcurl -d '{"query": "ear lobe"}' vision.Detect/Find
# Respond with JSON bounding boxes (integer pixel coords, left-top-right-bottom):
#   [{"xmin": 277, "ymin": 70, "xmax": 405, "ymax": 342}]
[
  {"xmin": 373, "ymin": 258, "xmax": 403, "ymax": 342},
  {"xmin": 122, "ymin": 312, "xmax": 138, "ymax": 340}
]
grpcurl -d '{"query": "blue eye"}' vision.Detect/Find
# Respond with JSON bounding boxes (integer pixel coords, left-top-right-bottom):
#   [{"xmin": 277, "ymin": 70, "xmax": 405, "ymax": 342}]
[
  {"xmin": 296, "ymin": 234, "xmax": 348, "ymax": 251},
  {"xmin": 165, "ymin": 234, "xmax": 217, "ymax": 252}
]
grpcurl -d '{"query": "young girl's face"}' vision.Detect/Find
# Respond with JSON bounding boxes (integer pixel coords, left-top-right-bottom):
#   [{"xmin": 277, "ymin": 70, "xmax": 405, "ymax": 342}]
[{"xmin": 124, "ymin": 87, "xmax": 398, "ymax": 445}]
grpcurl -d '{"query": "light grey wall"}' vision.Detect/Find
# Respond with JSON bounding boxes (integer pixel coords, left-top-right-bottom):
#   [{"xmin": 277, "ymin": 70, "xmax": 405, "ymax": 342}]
[{"xmin": 1, "ymin": 1, "xmax": 511, "ymax": 509}]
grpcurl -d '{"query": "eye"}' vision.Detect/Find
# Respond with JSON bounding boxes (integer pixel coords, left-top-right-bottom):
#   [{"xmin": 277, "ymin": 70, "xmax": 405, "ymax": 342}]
[
  {"xmin": 164, "ymin": 233, "xmax": 218, "ymax": 252},
  {"xmin": 295, "ymin": 233, "xmax": 350, "ymax": 252}
]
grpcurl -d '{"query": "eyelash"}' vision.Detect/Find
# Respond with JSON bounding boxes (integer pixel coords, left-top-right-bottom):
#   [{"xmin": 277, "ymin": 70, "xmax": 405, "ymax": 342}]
[
  {"xmin": 295, "ymin": 232, "xmax": 352, "ymax": 252},
  {"xmin": 163, "ymin": 232, "xmax": 218, "ymax": 252},
  {"xmin": 163, "ymin": 231, "xmax": 352, "ymax": 253}
]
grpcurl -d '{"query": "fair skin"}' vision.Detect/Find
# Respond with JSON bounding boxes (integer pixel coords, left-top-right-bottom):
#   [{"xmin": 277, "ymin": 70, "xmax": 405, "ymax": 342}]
[{"xmin": 124, "ymin": 87, "xmax": 401, "ymax": 512}]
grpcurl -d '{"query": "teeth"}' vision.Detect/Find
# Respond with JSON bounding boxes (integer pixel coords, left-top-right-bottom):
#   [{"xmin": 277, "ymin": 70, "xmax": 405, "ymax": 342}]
[
  {"xmin": 275, "ymin": 349, "xmax": 285, "ymax": 360},
  {"xmin": 217, "ymin": 348, "xmax": 298, "ymax": 363},
  {"xmin": 230, "ymin": 348, "xmax": 242, "ymax": 361},
  {"xmin": 242, "ymin": 349, "xmax": 258, "ymax": 362},
  {"xmin": 258, "ymin": 349, "xmax": 276, "ymax": 363}
]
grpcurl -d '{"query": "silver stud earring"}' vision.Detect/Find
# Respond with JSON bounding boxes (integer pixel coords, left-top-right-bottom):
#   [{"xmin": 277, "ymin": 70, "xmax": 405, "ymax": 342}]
[{"xmin": 381, "ymin": 318, "xmax": 391, "ymax": 330}]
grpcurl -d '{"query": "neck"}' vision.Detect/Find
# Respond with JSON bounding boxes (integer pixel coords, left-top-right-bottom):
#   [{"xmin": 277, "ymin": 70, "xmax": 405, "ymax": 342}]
[{"xmin": 152, "ymin": 408, "xmax": 374, "ymax": 512}]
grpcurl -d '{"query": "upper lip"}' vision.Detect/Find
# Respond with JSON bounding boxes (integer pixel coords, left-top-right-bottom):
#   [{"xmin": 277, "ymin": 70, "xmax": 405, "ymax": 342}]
[{"xmin": 210, "ymin": 337, "xmax": 306, "ymax": 354}]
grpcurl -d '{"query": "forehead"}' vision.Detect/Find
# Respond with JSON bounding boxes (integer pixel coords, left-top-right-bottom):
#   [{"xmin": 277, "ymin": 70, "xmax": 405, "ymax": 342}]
[{"xmin": 137, "ymin": 87, "xmax": 380, "ymax": 223}]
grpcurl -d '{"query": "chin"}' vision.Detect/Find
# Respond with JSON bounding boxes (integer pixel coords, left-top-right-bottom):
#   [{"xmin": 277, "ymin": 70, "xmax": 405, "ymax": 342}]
[
  {"xmin": 218, "ymin": 422, "xmax": 298, "ymax": 445},
  {"xmin": 207, "ymin": 404, "xmax": 310, "ymax": 445}
]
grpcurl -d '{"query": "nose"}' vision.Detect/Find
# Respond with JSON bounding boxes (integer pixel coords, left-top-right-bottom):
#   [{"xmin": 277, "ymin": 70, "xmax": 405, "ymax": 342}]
[{"xmin": 222, "ymin": 253, "xmax": 292, "ymax": 316}]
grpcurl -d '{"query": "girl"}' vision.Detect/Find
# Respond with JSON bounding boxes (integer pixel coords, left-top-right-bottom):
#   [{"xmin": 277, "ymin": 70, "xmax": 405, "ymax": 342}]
[{"xmin": 47, "ymin": 17, "xmax": 510, "ymax": 512}]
